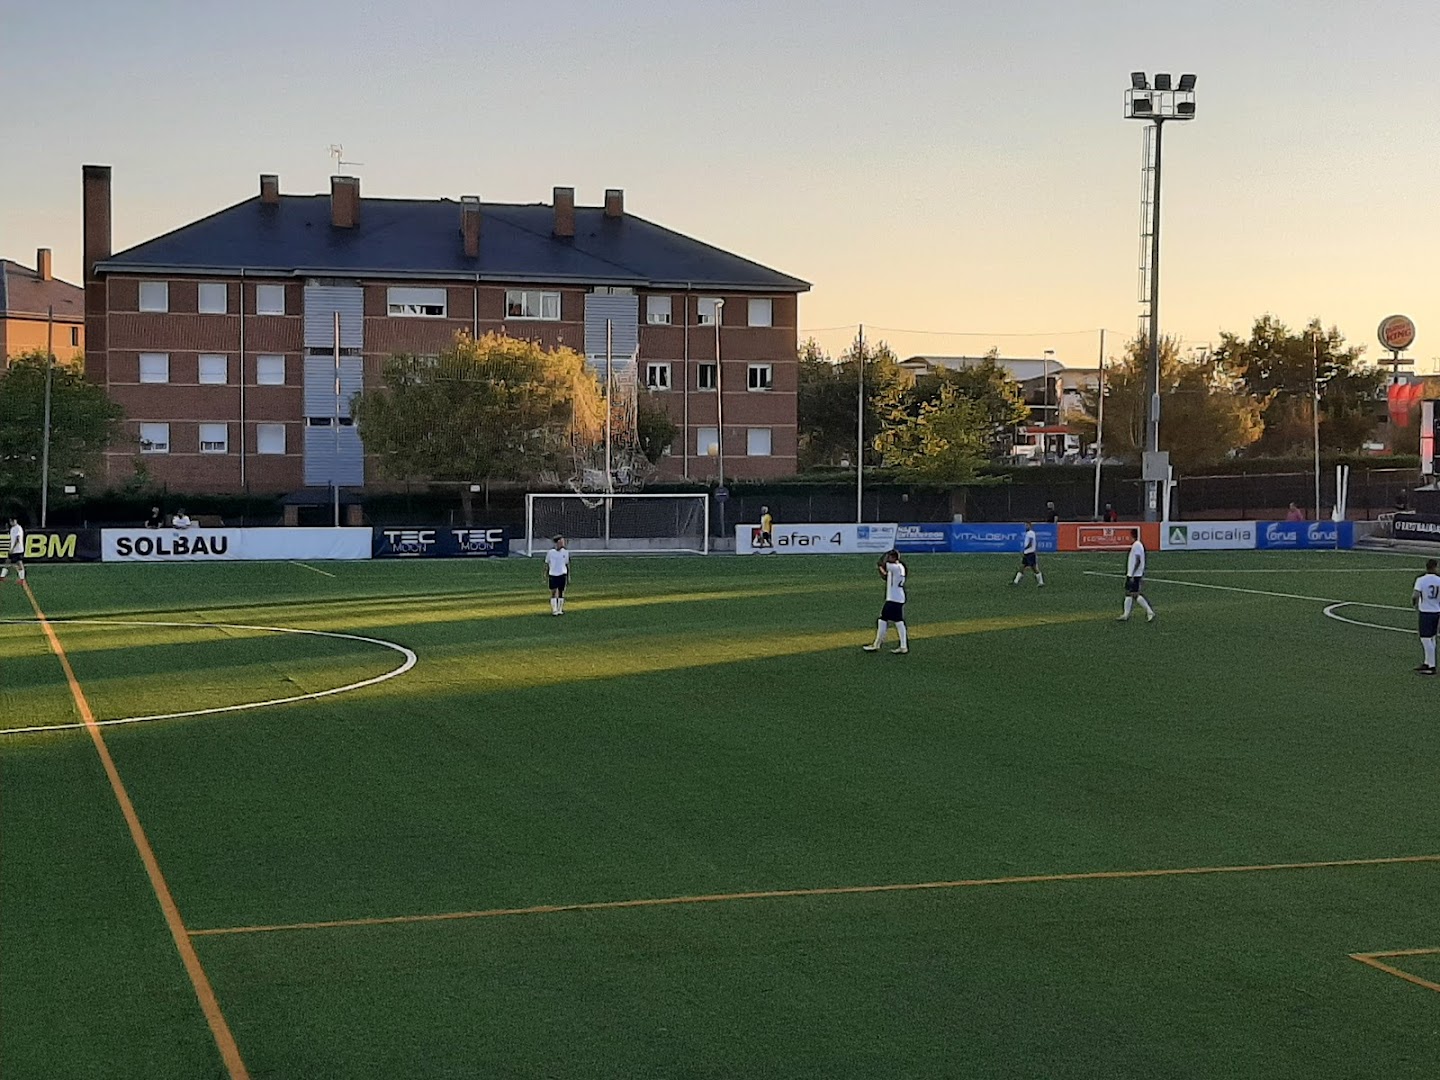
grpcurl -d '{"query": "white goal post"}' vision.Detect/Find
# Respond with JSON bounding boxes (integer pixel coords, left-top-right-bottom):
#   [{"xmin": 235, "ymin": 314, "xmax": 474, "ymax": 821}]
[{"xmin": 526, "ymin": 493, "xmax": 711, "ymax": 555}]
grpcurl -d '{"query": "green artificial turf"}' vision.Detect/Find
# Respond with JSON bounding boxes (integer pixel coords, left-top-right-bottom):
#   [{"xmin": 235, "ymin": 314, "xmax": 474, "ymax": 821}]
[{"xmin": 1, "ymin": 551, "xmax": 1437, "ymax": 1078}]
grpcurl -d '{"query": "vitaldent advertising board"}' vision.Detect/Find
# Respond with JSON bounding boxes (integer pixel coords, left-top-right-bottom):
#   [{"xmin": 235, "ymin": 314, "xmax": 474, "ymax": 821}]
[
  {"xmin": 736, "ymin": 523, "xmax": 898, "ymax": 555},
  {"xmin": 1160, "ymin": 522, "xmax": 1258, "ymax": 551}
]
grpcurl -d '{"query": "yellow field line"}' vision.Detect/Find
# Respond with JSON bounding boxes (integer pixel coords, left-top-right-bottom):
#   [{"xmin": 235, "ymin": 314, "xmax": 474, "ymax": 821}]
[
  {"xmin": 24, "ymin": 583, "xmax": 250, "ymax": 1079},
  {"xmin": 1349, "ymin": 948, "xmax": 1440, "ymax": 994},
  {"xmin": 188, "ymin": 853, "xmax": 1440, "ymax": 939}
]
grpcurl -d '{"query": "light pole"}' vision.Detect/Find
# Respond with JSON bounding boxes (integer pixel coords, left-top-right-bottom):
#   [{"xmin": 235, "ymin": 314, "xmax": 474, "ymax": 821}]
[
  {"xmin": 1042, "ymin": 348, "xmax": 1055, "ymax": 460},
  {"xmin": 1126, "ymin": 71, "xmax": 1196, "ymax": 521},
  {"xmin": 713, "ymin": 299, "xmax": 725, "ymax": 488}
]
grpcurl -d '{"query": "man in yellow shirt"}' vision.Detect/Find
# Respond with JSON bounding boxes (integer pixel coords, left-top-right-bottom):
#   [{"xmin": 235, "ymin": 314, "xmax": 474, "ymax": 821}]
[{"xmin": 758, "ymin": 506, "xmax": 774, "ymax": 551}]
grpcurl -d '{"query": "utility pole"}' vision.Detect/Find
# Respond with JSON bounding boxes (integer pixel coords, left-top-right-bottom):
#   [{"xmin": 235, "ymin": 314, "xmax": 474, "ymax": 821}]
[
  {"xmin": 1092, "ymin": 328, "xmax": 1106, "ymax": 520},
  {"xmin": 40, "ymin": 306, "xmax": 55, "ymax": 527},
  {"xmin": 856, "ymin": 323, "xmax": 865, "ymax": 523}
]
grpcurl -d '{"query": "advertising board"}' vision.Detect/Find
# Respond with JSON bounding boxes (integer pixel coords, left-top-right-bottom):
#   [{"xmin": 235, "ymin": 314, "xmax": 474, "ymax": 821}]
[
  {"xmin": 372, "ymin": 526, "xmax": 510, "ymax": 558},
  {"xmin": 1160, "ymin": 522, "xmax": 1257, "ymax": 551},
  {"xmin": 736, "ymin": 523, "xmax": 898, "ymax": 555},
  {"xmin": 1058, "ymin": 523, "xmax": 1161, "ymax": 552},
  {"xmin": 1254, "ymin": 521, "xmax": 1355, "ymax": 550},
  {"xmin": 0, "ymin": 528, "xmax": 101, "ymax": 563},
  {"xmin": 102, "ymin": 528, "xmax": 373, "ymax": 562},
  {"xmin": 1389, "ymin": 515, "xmax": 1440, "ymax": 544}
]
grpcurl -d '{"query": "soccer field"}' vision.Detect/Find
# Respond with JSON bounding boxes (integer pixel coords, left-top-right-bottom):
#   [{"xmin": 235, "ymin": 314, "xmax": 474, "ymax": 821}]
[{"xmin": 2, "ymin": 550, "xmax": 1437, "ymax": 1078}]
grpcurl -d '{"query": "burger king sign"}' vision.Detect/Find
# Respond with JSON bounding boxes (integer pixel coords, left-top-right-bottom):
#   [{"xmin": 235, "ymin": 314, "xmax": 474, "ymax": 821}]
[{"xmin": 1378, "ymin": 314, "xmax": 1416, "ymax": 353}]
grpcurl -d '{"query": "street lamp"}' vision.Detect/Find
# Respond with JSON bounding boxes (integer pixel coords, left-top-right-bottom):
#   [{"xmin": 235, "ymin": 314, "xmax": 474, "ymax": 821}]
[
  {"xmin": 1042, "ymin": 348, "xmax": 1056, "ymax": 460},
  {"xmin": 1126, "ymin": 71, "xmax": 1196, "ymax": 521},
  {"xmin": 713, "ymin": 298, "xmax": 725, "ymax": 488}
]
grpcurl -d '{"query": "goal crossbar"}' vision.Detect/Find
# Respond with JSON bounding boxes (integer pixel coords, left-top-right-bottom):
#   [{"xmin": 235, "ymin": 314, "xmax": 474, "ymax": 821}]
[{"xmin": 525, "ymin": 493, "xmax": 711, "ymax": 556}]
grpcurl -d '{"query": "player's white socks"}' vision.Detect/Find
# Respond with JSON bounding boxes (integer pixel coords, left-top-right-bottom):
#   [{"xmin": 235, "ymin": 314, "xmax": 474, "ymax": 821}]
[
  {"xmin": 1122, "ymin": 597, "xmax": 1134, "ymax": 618},
  {"xmin": 1137, "ymin": 596, "xmax": 1154, "ymax": 616},
  {"xmin": 558, "ymin": 597, "xmax": 565, "ymax": 613},
  {"xmin": 550, "ymin": 597, "xmax": 559, "ymax": 615},
  {"xmin": 872, "ymin": 620, "xmax": 887, "ymax": 649},
  {"xmin": 1424, "ymin": 638, "xmax": 1436, "ymax": 668},
  {"xmin": 897, "ymin": 622, "xmax": 908, "ymax": 649},
  {"xmin": 1036, "ymin": 572, "xmax": 1044, "ymax": 586},
  {"xmin": 1013, "ymin": 572, "xmax": 1023, "ymax": 585}
]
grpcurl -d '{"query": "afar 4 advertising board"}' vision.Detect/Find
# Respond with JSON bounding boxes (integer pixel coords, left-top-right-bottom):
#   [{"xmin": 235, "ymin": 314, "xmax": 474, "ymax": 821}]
[
  {"xmin": 372, "ymin": 526, "xmax": 510, "ymax": 558},
  {"xmin": 736, "ymin": 523, "xmax": 898, "ymax": 555}
]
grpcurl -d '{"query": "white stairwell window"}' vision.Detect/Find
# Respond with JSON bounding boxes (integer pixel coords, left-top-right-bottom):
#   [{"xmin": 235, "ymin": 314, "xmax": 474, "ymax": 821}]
[
  {"xmin": 697, "ymin": 297, "xmax": 720, "ymax": 326},
  {"xmin": 256, "ymin": 284, "xmax": 286, "ymax": 315},
  {"xmin": 139, "ymin": 423, "xmax": 170, "ymax": 454},
  {"xmin": 198, "ymin": 283, "xmax": 228, "ymax": 314},
  {"xmin": 696, "ymin": 426, "xmax": 719, "ymax": 458},
  {"xmin": 645, "ymin": 363, "xmax": 671, "ymax": 390},
  {"xmin": 257, "ymin": 424, "xmax": 286, "ymax": 455},
  {"xmin": 697, "ymin": 363, "xmax": 717, "ymax": 390},
  {"xmin": 256, "ymin": 355, "xmax": 286, "ymax": 385},
  {"xmin": 646, "ymin": 296, "xmax": 672, "ymax": 325},
  {"xmin": 198, "ymin": 354, "xmax": 228, "ymax": 384},
  {"xmin": 747, "ymin": 298, "xmax": 773, "ymax": 327},
  {"xmin": 746, "ymin": 428, "xmax": 773, "ymax": 456},
  {"xmin": 747, "ymin": 363, "xmax": 774, "ymax": 391},
  {"xmin": 199, "ymin": 423, "xmax": 229, "ymax": 454}
]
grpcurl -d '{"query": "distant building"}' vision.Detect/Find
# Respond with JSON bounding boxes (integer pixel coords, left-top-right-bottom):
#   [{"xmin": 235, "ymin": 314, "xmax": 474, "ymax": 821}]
[
  {"xmin": 82, "ymin": 167, "xmax": 809, "ymax": 495},
  {"xmin": 1, "ymin": 249, "xmax": 85, "ymax": 364},
  {"xmin": 903, "ymin": 354, "xmax": 1100, "ymax": 459}
]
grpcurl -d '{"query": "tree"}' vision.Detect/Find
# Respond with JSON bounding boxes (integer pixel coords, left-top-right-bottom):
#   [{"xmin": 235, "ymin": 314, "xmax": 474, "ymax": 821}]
[
  {"xmin": 796, "ymin": 335, "xmax": 908, "ymax": 469},
  {"xmin": 1070, "ymin": 336, "xmax": 1263, "ymax": 469},
  {"xmin": 352, "ymin": 332, "xmax": 604, "ymax": 516},
  {"xmin": 0, "ymin": 350, "xmax": 124, "ymax": 517},
  {"xmin": 906, "ymin": 351, "xmax": 1029, "ymax": 456},
  {"xmin": 635, "ymin": 393, "xmax": 679, "ymax": 465},
  {"xmin": 873, "ymin": 383, "xmax": 989, "ymax": 482},
  {"xmin": 1214, "ymin": 316, "xmax": 1380, "ymax": 455}
]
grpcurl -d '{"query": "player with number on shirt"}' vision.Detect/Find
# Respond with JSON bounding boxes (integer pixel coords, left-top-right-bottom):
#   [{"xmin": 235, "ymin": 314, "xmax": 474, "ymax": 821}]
[
  {"xmin": 1411, "ymin": 558, "xmax": 1440, "ymax": 676},
  {"xmin": 863, "ymin": 549, "xmax": 909, "ymax": 654}
]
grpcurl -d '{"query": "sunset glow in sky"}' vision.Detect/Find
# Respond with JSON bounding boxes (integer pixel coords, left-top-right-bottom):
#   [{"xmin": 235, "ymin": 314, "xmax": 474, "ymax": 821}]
[{"xmin": 3, "ymin": 0, "xmax": 1437, "ymax": 369}]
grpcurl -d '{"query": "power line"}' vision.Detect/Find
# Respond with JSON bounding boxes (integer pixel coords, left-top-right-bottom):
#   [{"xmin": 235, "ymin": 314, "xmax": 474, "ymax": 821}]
[{"xmin": 799, "ymin": 324, "xmax": 1120, "ymax": 339}]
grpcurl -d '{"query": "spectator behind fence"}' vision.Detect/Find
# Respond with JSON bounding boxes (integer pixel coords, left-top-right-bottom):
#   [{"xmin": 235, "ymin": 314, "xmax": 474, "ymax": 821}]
[
  {"xmin": 172, "ymin": 509, "xmax": 193, "ymax": 530},
  {"xmin": 144, "ymin": 506, "xmax": 163, "ymax": 529},
  {"xmin": 1285, "ymin": 502, "xmax": 1305, "ymax": 522},
  {"xmin": 1102, "ymin": 503, "xmax": 1119, "ymax": 523}
]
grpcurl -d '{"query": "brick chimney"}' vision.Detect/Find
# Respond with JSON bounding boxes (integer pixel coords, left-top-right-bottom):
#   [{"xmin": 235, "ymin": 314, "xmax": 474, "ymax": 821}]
[
  {"xmin": 553, "ymin": 186, "xmax": 575, "ymax": 238},
  {"xmin": 330, "ymin": 175, "xmax": 360, "ymax": 228},
  {"xmin": 36, "ymin": 248, "xmax": 53, "ymax": 282},
  {"xmin": 604, "ymin": 188, "xmax": 624, "ymax": 219},
  {"xmin": 260, "ymin": 173, "xmax": 280, "ymax": 205},
  {"xmin": 461, "ymin": 196, "xmax": 481, "ymax": 258},
  {"xmin": 82, "ymin": 165, "xmax": 112, "ymax": 281}
]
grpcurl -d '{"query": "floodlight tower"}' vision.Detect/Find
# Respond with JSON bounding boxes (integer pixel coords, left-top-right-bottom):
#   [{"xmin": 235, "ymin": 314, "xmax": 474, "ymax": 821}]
[{"xmin": 1126, "ymin": 71, "xmax": 1196, "ymax": 520}]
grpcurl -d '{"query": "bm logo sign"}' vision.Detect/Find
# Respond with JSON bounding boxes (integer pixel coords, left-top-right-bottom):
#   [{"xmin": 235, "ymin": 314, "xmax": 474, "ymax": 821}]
[{"xmin": 25, "ymin": 534, "xmax": 78, "ymax": 560}]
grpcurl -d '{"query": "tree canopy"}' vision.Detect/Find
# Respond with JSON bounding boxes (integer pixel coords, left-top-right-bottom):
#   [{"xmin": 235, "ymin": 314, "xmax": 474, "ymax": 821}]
[
  {"xmin": 796, "ymin": 336, "xmax": 909, "ymax": 469},
  {"xmin": 0, "ymin": 350, "xmax": 124, "ymax": 516}
]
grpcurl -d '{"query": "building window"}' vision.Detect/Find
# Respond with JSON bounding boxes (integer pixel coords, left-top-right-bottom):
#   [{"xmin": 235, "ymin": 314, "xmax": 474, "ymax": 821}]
[
  {"xmin": 198, "ymin": 283, "xmax": 228, "ymax": 314},
  {"xmin": 256, "ymin": 423, "xmax": 286, "ymax": 455},
  {"xmin": 199, "ymin": 423, "xmax": 229, "ymax": 454},
  {"xmin": 696, "ymin": 426, "xmax": 719, "ymax": 458},
  {"xmin": 645, "ymin": 363, "xmax": 671, "ymax": 390},
  {"xmin": 198, "ymin": 354, "xmax": 229, "ymax": 385},
  {"xmin": 138, "ymin": 353, "xmax": 170, "ymax": 384},
  {"xmin": 139, "ymin": 423, "xmax": 170, "ymax": 454},
  {"xmin": 592, "ymin": 286, "xmax": 635, "ymax": 296},
  {"xmin": 746, "ymin": 427, "xmax": 773, "ymax": 456},
  {"xmin": 697, "ymin": 363, "xmax": 718, "ymax": 390},
  {"xmin": 387, "ymin": 287, "xmax": 447, "ymax": 318},
  {"xmin": 646, "ymin": 296, "xmax": 672, "ymax": 325},
  {"xmin": 256, "ymin": 355, "xmax": 285, "ymax": 385},
  {"xmin": 70, "ymin": 326, "xmax": 80, "ymax": 347},
  {"xmin": 748, "ymin": 298, "xmax": 773, "ymax": 327},
  {"xmin": 747, "ymin": 363, "xmax": 774, "ymax": 391},
  {"xmin": 698, "ymin": 297, "xmax": 721, "ymax": 326},
  {"xmin": 505, "ymin": 290, "xmax": 561, "ymax": 320},
  {"xmin": 256, "ymin": 284, "xmax": 286, "ymax": 316},
  {"xmin": 138, "ymin": 281, "xmax": 168, "ymax": 313}
]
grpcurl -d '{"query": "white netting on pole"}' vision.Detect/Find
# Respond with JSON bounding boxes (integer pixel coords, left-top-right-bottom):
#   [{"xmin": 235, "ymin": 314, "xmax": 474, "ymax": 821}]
[{"xmin": 527, "ymin": 493, "xmax": 709, "ymax": 555}]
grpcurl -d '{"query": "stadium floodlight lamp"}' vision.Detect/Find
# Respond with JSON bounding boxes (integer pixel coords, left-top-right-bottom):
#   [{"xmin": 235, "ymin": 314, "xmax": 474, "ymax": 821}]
[
  {"xmin": 1154, "ymin": 73, "xmax": 1172, "ymax": 91},
  {"xmin": 1130, "ymin": 72, "xmax": 1148, "ymax": 90},
  {"xmin": 1177, "ymin": 73, "xmax": 1196, "ymax": 91}
]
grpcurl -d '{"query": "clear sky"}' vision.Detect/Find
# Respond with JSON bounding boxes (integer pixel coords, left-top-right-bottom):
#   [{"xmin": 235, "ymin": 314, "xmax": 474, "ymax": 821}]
[{"xmin": 3, "ymin": 0, "xmax": 1437, "ymax": 369}]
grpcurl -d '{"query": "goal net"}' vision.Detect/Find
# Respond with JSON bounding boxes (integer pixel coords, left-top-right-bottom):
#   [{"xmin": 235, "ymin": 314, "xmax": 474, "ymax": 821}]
[{"xmin": 526, "ymin": 493, "xmax": 710, "ymax": 555}]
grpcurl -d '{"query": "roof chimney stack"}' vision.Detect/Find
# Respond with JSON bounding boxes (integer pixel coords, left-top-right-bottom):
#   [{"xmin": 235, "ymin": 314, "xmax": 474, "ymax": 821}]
[
  {"xmin": 36, "ymin": 248, "xmax": 53, "ymax": 282},
  {"xmin": 260, "ymin": 174, "xmax": 280, "ymax": 205},
  {"xmin": 553, "ymin": 186, "xmax": 575, "ymax": 238},
  {"xmin": 330, "ymin": 175, "xmax": 360, "ymax": 229},
  {"xmin": 604, "ymin": 188, "xmax": 624, "ymax": 219},
  {"xmin": 461, "ymin": 196, "xmax": 481, "ymax": 258},
  {"xmin": 82, "ymin": 164, "xmax": 112, "ymax": 281}
]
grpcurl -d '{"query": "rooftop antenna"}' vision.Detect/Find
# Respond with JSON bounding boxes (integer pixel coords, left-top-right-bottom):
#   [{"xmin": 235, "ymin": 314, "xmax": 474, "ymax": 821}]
[{"xmin": 328, "ymin": 143, "xmax": 364, "ymax": 174}]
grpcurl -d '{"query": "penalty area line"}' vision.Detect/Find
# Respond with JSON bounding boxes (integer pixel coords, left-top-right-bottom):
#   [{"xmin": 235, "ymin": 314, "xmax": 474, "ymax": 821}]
[
  {"xmin": 1349, "ymin": 948, "xmax": 1440, "ymax": 995},
  {"xmin": 1081, "ymin": 571, "xmax": 1410, "ymax": 611},
  {"xmin": 290, "ymin": 561, "xmax": 336, "ymax": 578},
  {"xmin": 188, "ymin": 853, "xmax": 1440, "ymax": 939}
]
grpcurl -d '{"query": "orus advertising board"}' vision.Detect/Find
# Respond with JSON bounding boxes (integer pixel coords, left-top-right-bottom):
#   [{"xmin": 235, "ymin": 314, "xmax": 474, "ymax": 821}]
[
  {"xmin": 1160, "ymin": 522, "xmax": 1257, "ymax": 551},
  {"xmin": 0, "ymin": 528, "xmax": 101, "ymax": 563},
  {"xmin": 736, "ymin": 523, "xmax": 898, "ymax": 555},
  {"xmin": 1255, "ymin": 521, "xmax": 1355, "ymax": 550}
]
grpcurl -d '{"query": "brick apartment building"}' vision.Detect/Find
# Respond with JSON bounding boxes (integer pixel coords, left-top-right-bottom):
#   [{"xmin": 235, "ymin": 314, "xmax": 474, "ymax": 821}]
[
  {"xmin": 1, "ymin": 249, "xmax": 84, "ymax": 364},
  {"xmin": 82, "ymin": 166, "xmax": 809, "ymax": 495}
]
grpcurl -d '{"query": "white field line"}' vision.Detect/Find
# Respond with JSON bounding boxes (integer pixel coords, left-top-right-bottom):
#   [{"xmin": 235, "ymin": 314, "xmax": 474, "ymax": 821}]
[
  {"xmin": 1135, "ymin": 568, "xmax": 1416, "ymax": 575},
  {"xmin": 1082, "ymin": 571, "xmax": 1410, "ymax": 611},
  {"xmin": 1322, "ymin": 603, "xmax": 1412, "ymax": 635},
  {"xmin": 289, "ymin": 561, "xmax": 337, "ymax": 578},
  {"xmin": 0, "ymin": 619, "xmax": 416, "ymax": 736}
]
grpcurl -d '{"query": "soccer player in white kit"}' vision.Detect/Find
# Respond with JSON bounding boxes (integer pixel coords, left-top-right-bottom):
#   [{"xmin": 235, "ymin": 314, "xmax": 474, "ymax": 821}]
[
  {"xmin": 1118, "ymin": 531, "xmax": 1155, "ymax": 622},
  {"xmin": 1411, "ymin": 558, "xmax": 1440, "ymax": 675},
  {"xmin": 1012, "ymin": 523, "xmax": 1044, "ymax": 586},
  {"xmin": 863, "ymin": 549, "xmax": 908, "ymax": 654},
  {"xmin": 545, "ymin": 535, "xmax": 571, "ymax": 615},
  {"xmin": 1, "ymin": 517, "xmax": 24, "ymax": 583}
]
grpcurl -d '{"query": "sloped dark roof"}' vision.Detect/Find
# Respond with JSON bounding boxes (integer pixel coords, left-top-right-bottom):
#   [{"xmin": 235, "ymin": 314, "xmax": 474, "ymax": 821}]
[
  {"xmin": 0, "ymin": 259, "xmax": 85, "ymax": 320},
  {"xmin": 98, "ymin": 196, "xmax": 810, "ymax": 293}
]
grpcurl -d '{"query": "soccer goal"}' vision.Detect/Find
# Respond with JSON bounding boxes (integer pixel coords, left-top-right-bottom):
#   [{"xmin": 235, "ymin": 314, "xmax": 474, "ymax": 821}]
[{"xmin": 526, "ymin": 493, "xmax": 711, "ymax": 555}]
